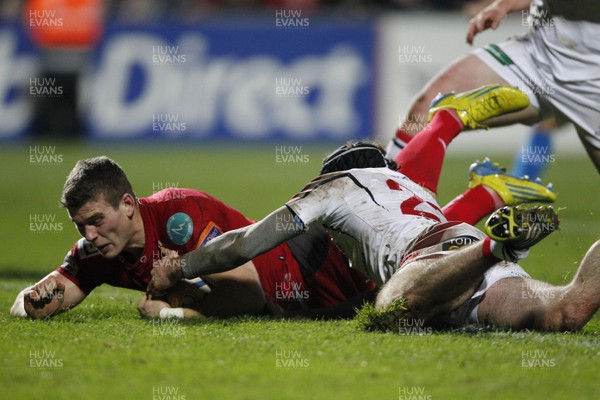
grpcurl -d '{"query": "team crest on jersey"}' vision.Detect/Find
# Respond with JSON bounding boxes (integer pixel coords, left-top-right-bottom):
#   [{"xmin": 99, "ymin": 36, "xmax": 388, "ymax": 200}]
[
  {"xmin": 196, "ymin": 222, "xmax": 222, "ymax": 248},
  {"xmin": 77, "ymin": 239, "xmax": 100, "ymax": 259},
  {"xmin": 441, "ymin": 235, "xmax": 479, "ymax": 251},
  {"xmin": 167, "ymin": 212, "xmax": 194, "ymax": 245}
]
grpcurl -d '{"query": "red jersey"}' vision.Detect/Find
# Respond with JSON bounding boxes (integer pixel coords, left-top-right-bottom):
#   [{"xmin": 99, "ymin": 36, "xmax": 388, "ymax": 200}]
[{"xmin": 57, "ymin": 188, "xmax": 373, "ymax": 309}]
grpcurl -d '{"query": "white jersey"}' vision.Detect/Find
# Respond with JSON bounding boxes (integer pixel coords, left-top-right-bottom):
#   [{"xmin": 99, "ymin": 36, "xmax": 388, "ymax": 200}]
[
  {"xmin": 286, "ymin": 168, "xmax": 446, "ymax": 287},
  {"xmin": 528, "ymin": 0, "xmax": 600, "ymax": 82},
  {"xmin": 474, "ymin": 0, "xmax": 600, "ymax": 144}
]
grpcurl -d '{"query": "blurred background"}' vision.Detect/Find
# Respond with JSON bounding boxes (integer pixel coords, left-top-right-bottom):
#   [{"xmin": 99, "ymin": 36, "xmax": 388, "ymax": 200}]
[{"xmin": 0, "ymin": 0, "xmax": 582, "ymax": 152}]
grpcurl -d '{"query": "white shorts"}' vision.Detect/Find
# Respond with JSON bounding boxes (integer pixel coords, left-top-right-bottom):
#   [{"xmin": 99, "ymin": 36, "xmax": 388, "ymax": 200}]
[
  {"xmin": 473, "ymin": 24, "xmax": 600, "ymax": 148},
  {"xmin": 399, "ymin": 222, "xmax": 531, "ymax": 326},
  {"xmin": 443, "ymin": 261, "xmax": 531, "ymax": 326}
]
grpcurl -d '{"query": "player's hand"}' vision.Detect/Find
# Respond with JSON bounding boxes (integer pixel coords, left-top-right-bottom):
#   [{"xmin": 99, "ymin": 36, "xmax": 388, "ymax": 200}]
[
  {"xmin": 138, "ymin": 294, "xmax": 170, "ymax": 318},
  {"xmin": 23, "ymin": 277, "xmax": 65, "ymax": 319},
  {"xmin": 148, "ymin": 246, "xmax": 184, "ymax": 296},
  {"xmin": 466, "ymin": 0, "xmax": 510, "ymax": 45}
]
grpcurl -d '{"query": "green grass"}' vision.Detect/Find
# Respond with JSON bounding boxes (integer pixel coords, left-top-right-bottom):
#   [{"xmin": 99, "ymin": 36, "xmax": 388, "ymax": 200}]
[{"xmin": 1, "ymin": 142, "xmax": 599, "ymax": 399}]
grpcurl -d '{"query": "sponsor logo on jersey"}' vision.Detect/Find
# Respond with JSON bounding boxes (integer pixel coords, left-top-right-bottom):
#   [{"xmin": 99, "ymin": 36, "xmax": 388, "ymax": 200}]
[
  {"xmin": 441, "ymin": 235, "xmax": 480, "ymax": 251},
  {"xmin": 166, "ymin": 212, "xmax": 194, "ymax": 245},
  {"xmin": 196, "ymin": 222, "xmax": 222, "ymax": 248},
  {"xmin": 77, "ymin": 239, "xmax": 100, "ymax": 260}
]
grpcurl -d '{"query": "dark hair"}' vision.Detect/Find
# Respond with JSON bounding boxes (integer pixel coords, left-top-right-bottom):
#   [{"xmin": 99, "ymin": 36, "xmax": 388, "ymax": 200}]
[
  {"xmin": 320, "ymin": 140, "xmax": 397, "ymax": 175},
  {"xmin": 60, "ymin": 156, "xmax": 135, "ymax": 210}
]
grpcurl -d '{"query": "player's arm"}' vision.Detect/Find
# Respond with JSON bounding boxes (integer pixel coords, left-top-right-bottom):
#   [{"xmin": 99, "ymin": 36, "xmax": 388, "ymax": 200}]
[
  {"xmin": 198, "ymin": 261, "xmax": 266, "ymax": 316},
  {"xmin": 140, "ymin": 261, "xmax": 265, "ymax": 319},
  {"xmin": 183, "ymin": 206, "xmax": 303, "ymax": 277},
  {"xmin": 149, "ymin": 206, "xmax": 303, "ymax": 294},
  {"xmin": 466, "ymin": 0, "xmax": 532, "ymax": 44},
  {"xmin": 11, "ymin": 271, "xmax": 87, "ymax": 319},
  {"xmin": 137, "ymin": 296, "xmax": 204, "ymax": 319}
]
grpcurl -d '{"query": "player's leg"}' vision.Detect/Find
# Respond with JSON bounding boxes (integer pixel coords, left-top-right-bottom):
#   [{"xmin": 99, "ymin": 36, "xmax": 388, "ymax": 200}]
[
  {"xmin": 511, "ymin": 118, "xmax": 559, "ymax": 179},
  {"xmin": 576, "ymin": 126, "xmax": 600, "ymax": 174},
  {"xmin": 387, "ymin": 54, "xmax": 540, "ymax": 159},
  {"xmin": 477, "ymin": 240, "xmax": 600, "ymax": 330},
  {"xmin": 388, "ymin": 55, "xmax": 500, "ymax": 158},
  {"xmin": 442, "ymin": 159, "xmax": 556, "ymax": 225},
  {"xmin": 400, "ymin": 55, "xmax": 537, "ymax": 133},
  {"xmin": 394, "ymin": 109, "xmax": 461, "ymax": 195},
  {"xmin": 376, "ymin": 205, "xmax": 559, "ymax": 323},
  {"xmin": 376, "ymin": 240, "xmax": 497, "ymax": 322},
  {"xmin": 395, "ymin": 84, "xmax": 530, "ymax": 195}
]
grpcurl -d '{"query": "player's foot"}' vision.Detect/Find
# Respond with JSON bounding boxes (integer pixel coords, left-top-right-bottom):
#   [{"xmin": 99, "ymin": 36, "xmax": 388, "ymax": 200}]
[
  {"xmin": 468, "ymin": 158, "xmax": 556, "ymax": 206},
  {"xmin": 485, "ymin": 205, "xmax": 559, "ymax": 251},
  {"xmin": 428, "ymin": 84, "xmax": 530, "ymax": 129}
]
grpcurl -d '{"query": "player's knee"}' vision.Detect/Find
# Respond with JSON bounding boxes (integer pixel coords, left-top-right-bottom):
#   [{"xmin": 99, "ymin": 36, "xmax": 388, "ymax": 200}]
[
  {"xmin": 411, "ymin": 87, "xmax": 439, "ymax": 115},
  {"xmin": 537, "ymin": 302, "xmax": 589, "ymax": 331},
  {"xmin": 375, "ymin": 281, "xmax": 424, "ymax": 318},
  {"xmin": 376, "ymin": 264, "xmax": 430, "ymax": 314},
  {"xmin": 554, "ymin": 303, "xmax": 590, "ymax": 331}
]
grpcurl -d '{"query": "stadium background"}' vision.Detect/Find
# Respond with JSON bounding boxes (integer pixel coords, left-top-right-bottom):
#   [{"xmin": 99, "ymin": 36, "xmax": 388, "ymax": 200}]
[{"xmin": 1, "ymin": 1, "xmax": 598, "ymax": 399}]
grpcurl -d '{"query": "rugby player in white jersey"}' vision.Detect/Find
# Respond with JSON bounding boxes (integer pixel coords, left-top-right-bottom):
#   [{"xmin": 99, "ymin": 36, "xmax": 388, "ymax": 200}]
[
  {"xmin": 148, "ymin": 85, "xmax": 600, "ymax": 331},
  {"xmin": 386, "ymin": 0, "xmax": 600, "ymax": 174}
]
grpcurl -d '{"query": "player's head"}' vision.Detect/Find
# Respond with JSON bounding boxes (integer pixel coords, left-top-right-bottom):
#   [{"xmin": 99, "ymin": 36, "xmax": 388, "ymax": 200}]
[
  {"xmin": 320, "ymin": 140, "xmax": 396, "ymax": 175},
  {"xmin": 61, "ymin": 157, "xmax": 138, "ymax": 259},
  {"xmin": 61, "ymin": 156, "xmax": 135, "ymax": 210}
]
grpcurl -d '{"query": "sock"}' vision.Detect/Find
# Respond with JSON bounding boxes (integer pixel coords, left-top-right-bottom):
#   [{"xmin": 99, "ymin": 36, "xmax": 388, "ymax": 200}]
[
  {"xmin": 482, "ymin": 237, "xmax": 501, "ymax": 261},
  {"xmin": 443, "ymin": 186, "xmax": 504, "ymax": 225},
  {"xmin": 394, "ymin": 110, "xmax": 462, "ymax": 193},
  {"xmin": 512, "ymin": 127, "xmax": 552, "ymax": 179},
  {"xmin": 385, "ymin": 128, "xmax": 414, "ymax": 161},
  {"xmin": 482, "ymin": 237, "xmax": 530, "ymax": 262}
]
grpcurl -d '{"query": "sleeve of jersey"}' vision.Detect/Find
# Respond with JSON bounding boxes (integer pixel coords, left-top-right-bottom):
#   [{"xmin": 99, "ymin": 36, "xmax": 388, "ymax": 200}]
[
  {"xmin": 55, "ymin": 240, "xmax": 105, "ymax": 295},
  {"xmin": 183, "ymin": 194, "xmax": 253, "ymax": 252},
  {"xmin": 285, "ymin": 181, "xmax": 332, "ymax": 230}
]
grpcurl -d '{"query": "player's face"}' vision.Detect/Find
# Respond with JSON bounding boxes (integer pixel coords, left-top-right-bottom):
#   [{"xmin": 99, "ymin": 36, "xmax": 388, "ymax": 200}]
[{"xmin": 68, "ymin": 194, "xmax": 137, "ymax": 259}]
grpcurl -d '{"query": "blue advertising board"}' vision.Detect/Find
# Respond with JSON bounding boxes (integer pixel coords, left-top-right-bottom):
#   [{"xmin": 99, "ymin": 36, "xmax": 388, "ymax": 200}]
[
  {"xmin": 0, "ymin": 23, "xmax": 38, "ymax": 140},
  {"xmin": 86, "ymin": 18, "xmax": 374, "ymax": 141}
]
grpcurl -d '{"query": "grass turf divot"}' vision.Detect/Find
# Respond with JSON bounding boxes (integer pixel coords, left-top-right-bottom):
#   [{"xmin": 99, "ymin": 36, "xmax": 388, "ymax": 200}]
[{"xmin": 354, "ymin": 299, "xmax": 408, "ymax": 333}]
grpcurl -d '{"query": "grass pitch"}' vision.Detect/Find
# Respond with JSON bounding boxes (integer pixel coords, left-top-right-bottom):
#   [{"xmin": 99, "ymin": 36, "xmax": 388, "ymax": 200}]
[{"xmin": 1, "ymin": 142, "xmax": 599, "ymax": 400}]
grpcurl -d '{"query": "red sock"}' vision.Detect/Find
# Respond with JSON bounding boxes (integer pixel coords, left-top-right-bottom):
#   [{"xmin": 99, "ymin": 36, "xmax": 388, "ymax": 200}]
[
  {"xmin": 386, "ymin": 128, "xmax": 414, "ymax": 161},
  {"xmin": 481, "ymin": 237, "xmax": 502, "ymax": 261},
  {"xmin": 442, "ymin": 186, "xmax": 504, "ymax": 225},
  {"xmin": 393, "ymin": 128, "xmax": 413, "ymax": 148},
  {"xmin": 394, "ymin": 110, "xmax": 462, "ymax": 193}
]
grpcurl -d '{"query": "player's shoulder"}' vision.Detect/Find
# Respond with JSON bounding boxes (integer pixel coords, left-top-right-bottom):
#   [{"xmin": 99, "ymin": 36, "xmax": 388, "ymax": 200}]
[
  {"xmin": 61, "ymin": 238, "xmax": 106, "ymax": 275},
  {"xmin": 142, "ymin": 188, "xmax": 225, "ymax": 217},
  {"xmin": 143, "ymin": 188, "xmax": 215, "ymax": 204},
  {"xmin": 70, "ymin": 238, "xmax": 102, "ymax": 261},
  {"xmin": 143, "ymin": 187, "xmax": 234, "ymax": 215},
  {"xmin": 293, "ymin": 167, "xmax": 401, "ymax": 199},
  {"xmin": 349, "ymin": 167, "xmax": 405, "ymax": 178},
  {"xmin": 318, "ymin": 167, "xmax": 407, "ymax": 188},
  {"xmin": 142, "ymin": 188, "xmax": 246, "ymax": 247}
]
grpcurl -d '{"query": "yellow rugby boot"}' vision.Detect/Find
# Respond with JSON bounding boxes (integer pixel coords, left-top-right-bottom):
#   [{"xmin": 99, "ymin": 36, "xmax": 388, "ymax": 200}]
[
  {"xmin": 428, "ymin": 84, "xmax": 530, "ymax": 129},
  {"xmin": 485, "ymin": 205, "xmax": 559, "ymax": 250},
  {"xmin": 468, "ymin": 158, "xmax": 556, "ymax": 206}
]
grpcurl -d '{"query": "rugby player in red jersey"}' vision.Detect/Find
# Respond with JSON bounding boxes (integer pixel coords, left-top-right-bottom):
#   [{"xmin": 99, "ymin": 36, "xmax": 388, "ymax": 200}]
[{"xmin": 10, "ymin": 156, "xmax": 375, "ymax": 320}]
